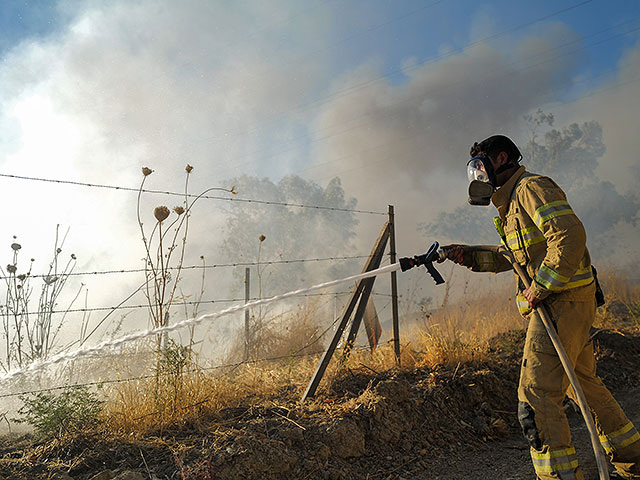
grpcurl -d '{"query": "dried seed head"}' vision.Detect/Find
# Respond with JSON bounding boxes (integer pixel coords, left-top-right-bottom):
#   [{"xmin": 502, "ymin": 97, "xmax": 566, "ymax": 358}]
[
  {"xmin": 11, "ymin": 243, "xmax": 21, "ymax": 251},
  {"xmin": 17, "ymin": 274, "xmax": 26, "ymax": 282},
  {"xmin": 154, "ymin": 206, "xmax": 171, "ymax": 223},
  {"xmin": 71, "ymin": 253, "xmax": 77, "ymax": 260},
  {"xmin": 6, "ymin": 264, "xmax": 17, "ymax": 274},
  {"xmin": 259, "ymin": 234, "xmax": 266, "ymax": 242},
  {"xmin": 142, "ymin": 167, "xmax": 153, "ymax": 176},
  {"xmin": 185, "ymin": 164, "xmax": 193, "ymax": 173},
  {"xmin": 173, "ymin": 206, "xmax": 185, "ymax": 215},
  {"xmin": 56, "ymin": 248, "xmax": 62, "ymax": 254}
]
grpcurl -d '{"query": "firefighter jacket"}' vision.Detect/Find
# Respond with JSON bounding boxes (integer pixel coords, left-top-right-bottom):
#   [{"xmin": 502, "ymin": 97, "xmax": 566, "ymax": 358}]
[{"xmin": 463, "ymin": 166, "xmax": 595, "ymax": 315}]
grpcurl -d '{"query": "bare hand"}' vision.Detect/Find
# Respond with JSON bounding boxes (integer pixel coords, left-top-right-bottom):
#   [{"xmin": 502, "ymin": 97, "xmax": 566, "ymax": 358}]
[
  {"xmin": 441, "ymin": 244, "xmax": 465, "ymax": 265},
  {"xmin": 522, "ymin": 286, "xmax": 542, "ymax": 308}
]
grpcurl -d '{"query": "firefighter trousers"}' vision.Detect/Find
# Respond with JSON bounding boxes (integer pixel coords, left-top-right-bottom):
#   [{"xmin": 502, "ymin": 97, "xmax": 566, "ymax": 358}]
[{"xmin": 518, "ymin": 296, "xmax": 640, "ymax": 480}]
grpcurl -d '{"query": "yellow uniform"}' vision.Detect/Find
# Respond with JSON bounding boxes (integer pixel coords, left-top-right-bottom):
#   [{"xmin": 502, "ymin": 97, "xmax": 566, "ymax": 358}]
[{"xmin": 463, "ymin": 166, "xmax": 640, "ymax": 480}]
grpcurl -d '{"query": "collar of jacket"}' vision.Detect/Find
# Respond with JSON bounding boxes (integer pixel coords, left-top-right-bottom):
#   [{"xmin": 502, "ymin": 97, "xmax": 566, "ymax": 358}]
[{"xmin": 491, "ymin": 165, "xmax": 527, "ymax": 219}]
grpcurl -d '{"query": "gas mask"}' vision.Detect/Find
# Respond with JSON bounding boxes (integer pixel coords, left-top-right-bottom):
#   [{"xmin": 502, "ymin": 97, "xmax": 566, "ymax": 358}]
[
  {"xmin": 467, "ymin": 153, "xmax": 515, "ymax": 206},
  {"xmin": 467, "ymin": 154, "xmax": 496, "ymax": 206}
]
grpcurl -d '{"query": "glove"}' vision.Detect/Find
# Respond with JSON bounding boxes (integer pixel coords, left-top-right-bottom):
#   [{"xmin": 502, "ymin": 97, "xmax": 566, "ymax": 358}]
[{"xmin": 440, "ymin": 244, "xmax": 469, "ymax": 266}]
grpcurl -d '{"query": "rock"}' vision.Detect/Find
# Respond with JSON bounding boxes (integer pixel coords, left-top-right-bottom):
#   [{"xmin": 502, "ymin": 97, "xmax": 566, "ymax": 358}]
[
  {"xmin": 115, "ymin": 472, "xmax": 146, "ymax": 480},
  {"xmin": 326, "ymin": 419, "xmax": 365, "ymax": 458},
  {"xmin": 89, "ymin": 472, "xmax": 115, "ymax": 480},
  {"xmin": 316, "ymin": 443, "xmax": 331, "ymax": 463},
  {"xmin": 281, "ymin": 427, "xmax": 304, "ymax": 444},
  {"xmin": 376, "ymin": 379, "xmax": 411, "ymax": 403}
]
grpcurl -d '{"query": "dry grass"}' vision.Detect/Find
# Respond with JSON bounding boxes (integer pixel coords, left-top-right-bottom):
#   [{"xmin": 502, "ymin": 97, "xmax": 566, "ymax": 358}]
[{"xmin": 95, "ymin": 271, "xmax": 640, "ymax": 436}]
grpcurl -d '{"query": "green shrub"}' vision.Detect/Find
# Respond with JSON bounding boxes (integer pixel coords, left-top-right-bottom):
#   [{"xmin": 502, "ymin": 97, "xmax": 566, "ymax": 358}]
[{"xmin": 16, "ymin": 386, "xmax": 104, "ymax": 438}]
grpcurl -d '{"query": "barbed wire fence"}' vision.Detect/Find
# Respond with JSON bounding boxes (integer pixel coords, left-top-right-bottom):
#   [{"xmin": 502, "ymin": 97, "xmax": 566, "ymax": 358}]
[{"xmin": 0, "ymin": 173, "xmax": 403, "ymax": 408}]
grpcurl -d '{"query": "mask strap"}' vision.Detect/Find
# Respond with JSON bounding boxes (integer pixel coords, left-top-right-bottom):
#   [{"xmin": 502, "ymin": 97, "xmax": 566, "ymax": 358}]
[{"xmin": 494, "ymin": 162, "xmax": 515, "ymax": 176}]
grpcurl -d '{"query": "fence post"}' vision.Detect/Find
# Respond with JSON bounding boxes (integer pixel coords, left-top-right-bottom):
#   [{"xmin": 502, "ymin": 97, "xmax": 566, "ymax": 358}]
[
  {"xmin": 388, "ymin": 205, "xmax": 401, "ymax": 367},
  {"xmin": 244, "ymin": 267, "xmax": 250, "ymax": 361}
]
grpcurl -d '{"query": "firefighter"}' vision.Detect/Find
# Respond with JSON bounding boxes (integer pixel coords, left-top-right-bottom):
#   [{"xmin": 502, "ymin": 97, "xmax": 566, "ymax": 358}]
[{"xmin": 442, "ymin": 135, "xmax": 640, "ymax": 479}]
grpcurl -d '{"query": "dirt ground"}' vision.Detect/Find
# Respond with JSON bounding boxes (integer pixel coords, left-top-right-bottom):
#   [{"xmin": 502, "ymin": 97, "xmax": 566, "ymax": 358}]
[{"xmin": 1, "ymin": 321, "xmax": 639, "ymax": 480}]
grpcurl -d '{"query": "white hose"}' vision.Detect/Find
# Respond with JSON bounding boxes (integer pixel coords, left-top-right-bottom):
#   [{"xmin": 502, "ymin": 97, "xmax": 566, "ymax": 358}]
[{"xmin": 0, "ymin": 263, "xmax": 401, "ymax": 382}]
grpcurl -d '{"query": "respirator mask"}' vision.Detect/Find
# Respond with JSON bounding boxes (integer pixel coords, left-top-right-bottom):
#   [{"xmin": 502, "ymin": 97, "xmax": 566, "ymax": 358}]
[{"xmin": 467, "ymin": 154, "xmax": 497, "ymax": 206}]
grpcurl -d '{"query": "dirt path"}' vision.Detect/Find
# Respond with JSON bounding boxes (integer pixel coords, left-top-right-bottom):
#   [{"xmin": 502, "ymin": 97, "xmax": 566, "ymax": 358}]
[{"xmin": 409, "ymin": 387, "xmax": 640, "ymax": 480}]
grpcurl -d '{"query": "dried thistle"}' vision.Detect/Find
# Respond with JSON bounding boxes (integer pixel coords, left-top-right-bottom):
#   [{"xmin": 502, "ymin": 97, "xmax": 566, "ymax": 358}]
[
  {"xmin": 259, "ymin": 234, "xmax": 266, "ymax": 242},
  {"xmin": 142, "ymin": 167, "xmax": 153, "ymax": 176},
  {"xmin": 6, "ymin": 264, "xmax": 16, "ymax": 274},
  {"xmin": 154, "ymin": 206, "xmax": 171, "ymax": 223},
  {"xmin": 173, "ymin": 206, "xmax": 185, "ymax": 215},
  {"xmin": 185, "ymin": 164, "xmax": 194, "ymax": 173},
  {"xmin": 11, "ymin": 243, "xmax": 21, "ymax": 251}
]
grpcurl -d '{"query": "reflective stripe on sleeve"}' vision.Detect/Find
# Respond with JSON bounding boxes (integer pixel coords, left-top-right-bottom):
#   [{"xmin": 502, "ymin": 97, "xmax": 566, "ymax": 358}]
[
  {"xmin": 533, "ymin": 200, "xmax": 574, "ymax": 227},
  {"xmin": 534, "ymin": 265, "xmax": 593, "ymax": 292},
  {"xmin": 599, "ymin": 422, "xmax": 640, "ymax": 454},
  {"xmin": 474, "ymin": 251, "xmax": 495, "ymax": 272},
  {"xmin": 530, "ymin": 446, "xmax": 580, "ymax": 479}
]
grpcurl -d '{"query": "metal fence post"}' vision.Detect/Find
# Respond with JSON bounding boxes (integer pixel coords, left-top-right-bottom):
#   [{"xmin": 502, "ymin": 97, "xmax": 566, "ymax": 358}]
[
  {"xmin": 244, "ymin": 267, "xmax": 250, "ymax": 361},
  {"xmin": 389, "ymin": 205, "xmax": 401, "ymax": 366}
]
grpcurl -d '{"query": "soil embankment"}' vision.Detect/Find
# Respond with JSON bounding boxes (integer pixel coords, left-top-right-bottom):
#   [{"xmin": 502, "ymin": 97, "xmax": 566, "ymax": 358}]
[{"xmin": 1, "ymin": 323, "xmax": 639, "ymax": 480}]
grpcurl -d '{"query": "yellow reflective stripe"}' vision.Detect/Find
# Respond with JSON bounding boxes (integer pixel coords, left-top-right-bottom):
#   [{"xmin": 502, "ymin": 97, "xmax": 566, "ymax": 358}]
[
  {"xmin": 535, "ymin": 265, "xmax": 593, "ymax": 292},
  {"xmin": 531, "ymin": 446, "xmax": 576, "ymax": 460},
  {"xmin": 505, "ymin": 226, "xmax": 546, "ymax": 250},
  {"xmin": 600, "ymin": 422, "xmax": 640, "ymax": 453},
  {"xmin": 609, "ymin": 422, "xmax": 634, "ymax": 438},
  {"xmin": 619, "ymin": 432, "xmax": 640, "ymax": 449},
  {"xmin": 533, "ymin": 461, "xmax": 579, "ymax": 475},
  {"xmin": 530, "ymin": 446, "xmax": 579, "ymax": 478},
  {"xmin": 536, "ymin": 265, "xmax": 570, "ymax": 289},
  {"xmin": 517, "ymin": 296, "xmax": 532, "ymax": 315},
  {"xmin": 533, "ymin": 200, "xmax": 574, "ymax": 227},
  {"xmin": 474, "ymin": 251, "xmax": 495, "ymax": 272}
]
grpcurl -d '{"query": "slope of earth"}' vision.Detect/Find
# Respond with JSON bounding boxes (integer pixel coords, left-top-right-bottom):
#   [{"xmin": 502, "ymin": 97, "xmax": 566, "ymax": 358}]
[{"xmin": 1, "ymin": 322, "xmax": 639, "ymax": 480}]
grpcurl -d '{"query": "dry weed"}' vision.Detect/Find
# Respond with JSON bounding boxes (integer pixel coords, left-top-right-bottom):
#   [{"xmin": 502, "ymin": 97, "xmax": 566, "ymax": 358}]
[{"xmin": 99, "ymin": 270, "xmax": 639, "ymax": 437}]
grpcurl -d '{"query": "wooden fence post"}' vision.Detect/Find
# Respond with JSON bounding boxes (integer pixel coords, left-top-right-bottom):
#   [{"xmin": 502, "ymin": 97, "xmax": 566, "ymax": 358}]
[{"xmin": 301, "ymin": 221, "xmax": 389, "ymax": 401}]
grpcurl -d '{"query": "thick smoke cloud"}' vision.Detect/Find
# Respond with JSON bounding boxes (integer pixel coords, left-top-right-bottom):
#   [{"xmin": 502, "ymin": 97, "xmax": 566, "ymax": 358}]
[
  {"xmin": 307, "ymin": 26, "xmax": 640, "ymax": 265},
  {"xmin": 0, "ymin": 0, "xmax": 639, "ymax": 357},
  {"xmin": 306, "ymin": 24, "xmax": 582, "ymax": 247}
]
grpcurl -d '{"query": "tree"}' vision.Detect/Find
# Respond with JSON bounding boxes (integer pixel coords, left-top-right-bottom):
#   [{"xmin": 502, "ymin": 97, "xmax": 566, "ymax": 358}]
[{"xmin": 220, "ymin": 175, "xmax": 359, "ymax": 297}]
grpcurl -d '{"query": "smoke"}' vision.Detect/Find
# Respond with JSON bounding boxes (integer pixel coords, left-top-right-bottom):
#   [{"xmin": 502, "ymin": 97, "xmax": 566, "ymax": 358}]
[
  {"xmin": 0, "ymin": 0, "xmax": 639, "ymax": 365},
  {"xmin": 307, "ymin": 25, "xmax": 640, "ymax": 269}
]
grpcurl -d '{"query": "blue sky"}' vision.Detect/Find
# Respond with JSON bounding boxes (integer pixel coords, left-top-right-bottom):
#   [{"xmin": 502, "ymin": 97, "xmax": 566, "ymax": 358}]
[{"xmin": 3, "ymin": 1, "xmax": 639, "ymax": 89}]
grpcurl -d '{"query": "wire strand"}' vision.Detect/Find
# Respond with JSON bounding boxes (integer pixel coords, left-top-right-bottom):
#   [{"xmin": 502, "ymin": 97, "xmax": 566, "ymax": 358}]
[
  {"xmin": 0, "ymin": 254, "xmax": 376, "ymax": 280},
  {"xmin": 0, "ymin": 291, "xmax": 393, "ymax": 316},
  {"xmin": 0, "ymin": 173, "xmax": 386, "ymax": 215}
]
